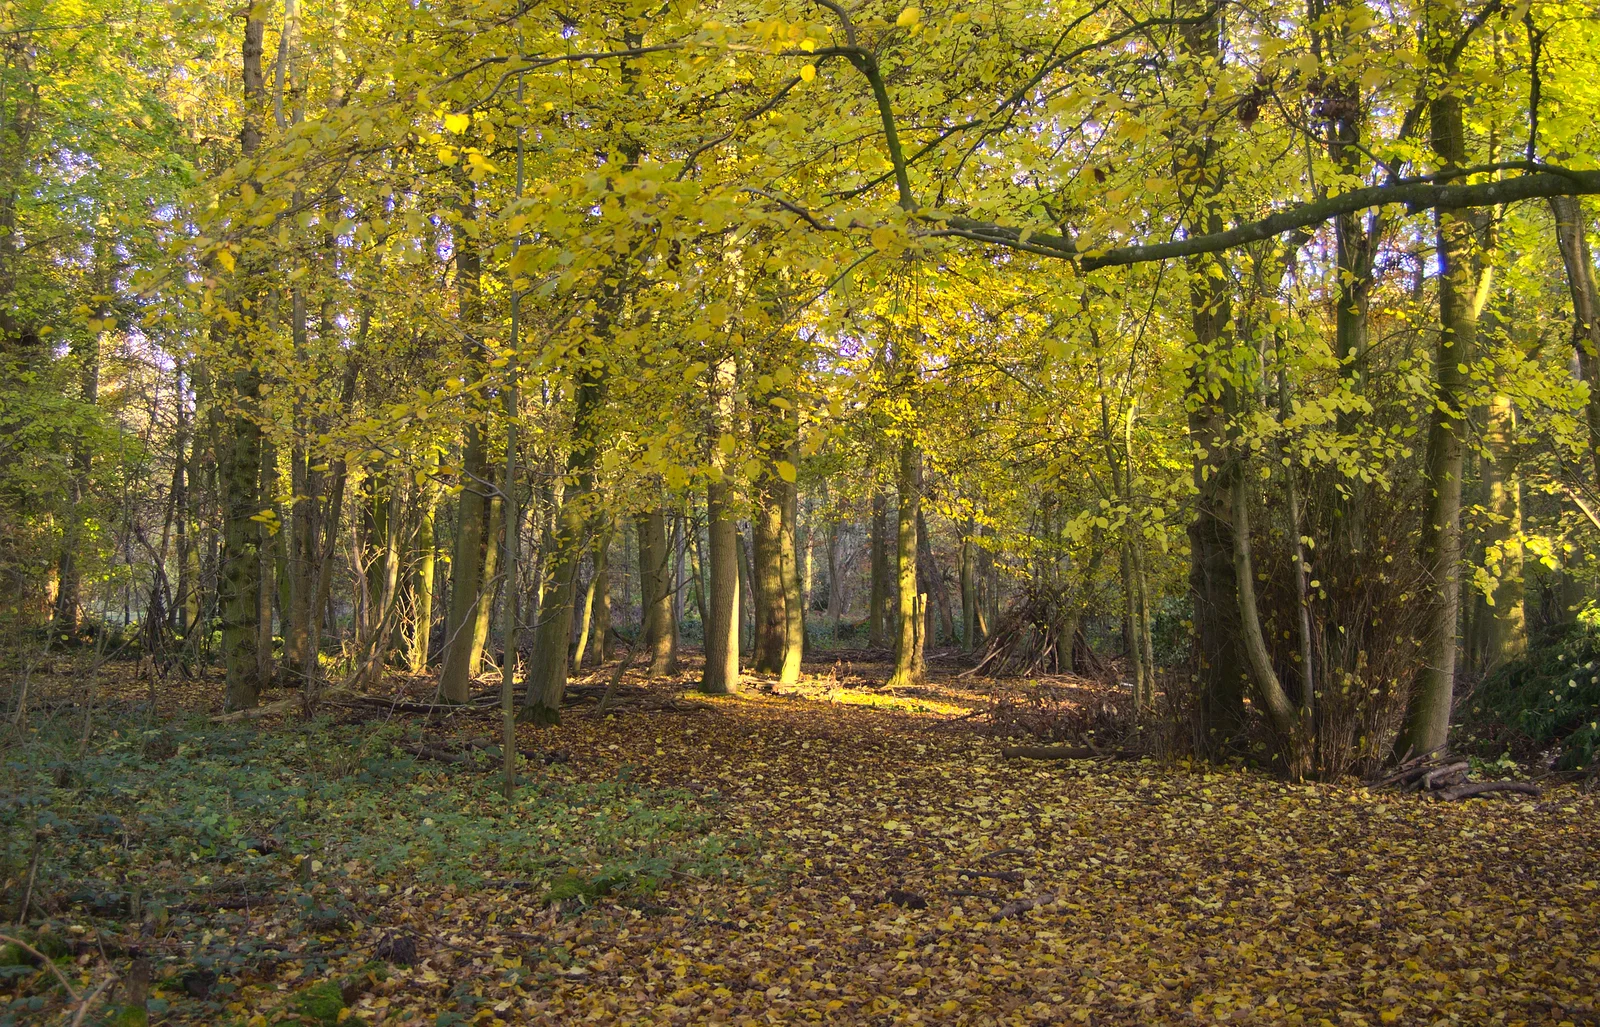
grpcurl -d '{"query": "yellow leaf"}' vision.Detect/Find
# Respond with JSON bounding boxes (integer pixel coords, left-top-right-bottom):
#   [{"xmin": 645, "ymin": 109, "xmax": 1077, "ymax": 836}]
[
  {"xmin": 870, "ymin": 226, "xmax": 895, "ymax": 250},
  {"xmin": 800, "ymin": 64, "xmax": 816, "ymax": 82},
  {"xmin": 215, "ymin": 248, "xmax": 235, "ymax": 273},
  {"xmin": 444, "ymin": 112, "xmax": 471, "ymax": 134},
  {"xmin": 776, "ymin": 460, "xmax": 797, "ymax": 483},
  {"xmin": 896, "ymin": 7, "xmax": 921, "ymax": 28},
  {"xmin": 437, "ymin": 146, "xmax": 459, "ymax": 166}
]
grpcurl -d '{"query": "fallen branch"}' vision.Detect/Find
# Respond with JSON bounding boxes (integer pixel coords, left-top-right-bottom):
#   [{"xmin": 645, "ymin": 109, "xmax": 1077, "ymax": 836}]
[
  {"xmin": 1001, "ymin": 745, "xmax": 1137, "ymax": 760},
  {"xmin": 1436, "ymin": 781, "xmax": 1541, "ymax": 801},
  {"xmin": 212, "ymin": 688, "xmax": 355, "ymax": 723},
  {"xmin": 0, "ymin": 933, "xmax": 82, "ymax": 1000},
  {"xmin": 956, "ymin": 868, "xmax": 1026, "ymax": 882},
  {"xmin": 992, "ymin": 892, "xmax": 1055, "ymax": 921}
]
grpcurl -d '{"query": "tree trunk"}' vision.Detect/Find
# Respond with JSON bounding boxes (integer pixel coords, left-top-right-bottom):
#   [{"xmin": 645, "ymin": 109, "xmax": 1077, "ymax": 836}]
[
  {"xmin": 887, "ymin": 439, "xmax": 923, "ymax": 687},
  {"xmin": 521, "ymin": 367, "xmax": 604, "ymax": 723},
  {"xmin": 573, "ymin": 522, "xmax": 610, "ymax": 670},
  {"xmin": 751, "ymin": 481, "xmax": 786, "ymax": 673},
  {"xmin": 1401, "ymin": 82, "xmax": 1481, "ymax": 759},
  {"xmin": 737, "ymin": 524, "xmax": 755, "ymax": 654},
  {"xmin": 869, "ymin": 491, "xmax": 889, "ymax": 647},
  {"xmin": 438, "ymin": 427, "xmax": 492, "ymax": 702},
  {"xmin": 1481, "ymin": 392, "xmax": 1525, "ymax": 668},
  {"xmin": 639, "ymin": 508, "xmax": 679, "ymax": 676},
  {"xmin": 961, "ymin": 519, "xmax": 978, "ymax": 651},
  {"xmin": 1550, "ymin": 195, "xmax": 1600, "ymax": 488},
  {"xmin": 408, "ymin": 449, "xmax": 439, "ymax": 672},
  {"xmin": 779, "ymin": 448, "xmax": 804, "ymax": 687},
  {"xmin": 704, "ymin": 355, "xmax": 741, "ymax": 692},
  {"xmin": 52, "ymin": 328, "xmax": 99, "ymax": 636},
  {"xmin": 916, "ymin": 509, "xmax": 955, "ymax": 644}
]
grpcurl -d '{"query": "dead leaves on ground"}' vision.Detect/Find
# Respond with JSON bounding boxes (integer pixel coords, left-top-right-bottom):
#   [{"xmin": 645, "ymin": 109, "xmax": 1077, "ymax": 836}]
[{"xmin": 7, "ymin": 662, "xmax": 1600, "ymax": 1025}]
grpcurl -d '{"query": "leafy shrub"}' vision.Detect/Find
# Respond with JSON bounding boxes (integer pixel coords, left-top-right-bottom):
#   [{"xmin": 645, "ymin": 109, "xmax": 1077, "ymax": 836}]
[{"xmin": 1461, "ymin": 618, "xmax": 1600, "ymax": 770}]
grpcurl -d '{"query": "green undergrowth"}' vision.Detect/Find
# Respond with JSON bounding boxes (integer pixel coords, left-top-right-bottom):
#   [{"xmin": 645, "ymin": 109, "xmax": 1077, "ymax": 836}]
[
  {"xmin": 1461, "ymin": 619, "xmax": 1600, "ymax": 771},
  {"xmin": 1, "ymin": 713, "xmax": 743, "ymax": 942}
]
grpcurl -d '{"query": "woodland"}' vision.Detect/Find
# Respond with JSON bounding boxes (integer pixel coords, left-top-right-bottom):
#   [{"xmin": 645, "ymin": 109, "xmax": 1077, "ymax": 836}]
[{"xmin": 3, "ymin": 0, "xmax": 1600, "ymax": 1023}]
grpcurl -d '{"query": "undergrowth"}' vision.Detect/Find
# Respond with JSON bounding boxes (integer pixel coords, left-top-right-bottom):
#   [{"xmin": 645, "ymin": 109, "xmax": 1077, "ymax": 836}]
[
  {"xmin": 1, "ymin": 713, "xmax": 744, "ymax": 939},
  {"xmin": 1460, "ymin": 619, "xmax": 1600, "ymax": 771}
]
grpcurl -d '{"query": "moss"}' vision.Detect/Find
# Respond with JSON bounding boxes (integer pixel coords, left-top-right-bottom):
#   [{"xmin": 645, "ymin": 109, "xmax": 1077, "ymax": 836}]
[
  {"xmin": 108, "ymin": 1005, "xmax": 149, "ymax": 1027},
  {"xmin": 291, "ymin": 980, "xmax": 345, "ymax": 1025}
]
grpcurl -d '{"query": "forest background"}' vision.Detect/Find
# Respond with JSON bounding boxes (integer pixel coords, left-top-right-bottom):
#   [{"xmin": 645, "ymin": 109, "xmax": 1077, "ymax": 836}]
[{"xmin": 4, "ymin": 0, "xmax": 1600, "ymax": 1022}]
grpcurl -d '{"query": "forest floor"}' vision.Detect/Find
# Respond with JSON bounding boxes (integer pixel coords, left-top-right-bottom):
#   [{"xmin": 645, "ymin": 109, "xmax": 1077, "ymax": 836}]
[{"xmin": 3, "ymin": 651, "xmax": 1599, "ymax": 1026}]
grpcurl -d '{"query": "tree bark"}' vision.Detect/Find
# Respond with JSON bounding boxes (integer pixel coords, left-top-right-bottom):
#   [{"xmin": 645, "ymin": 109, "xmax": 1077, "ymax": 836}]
[
  {"xmin": 750, "ymin": 481, "xmax": 786, "ymax": 673},
  {"xmin": 887, "ymin": 438, "xmax": 924, "ymax": 687},
  {"xmin": 703, "ymin": 355, "xmax": 741, "ymax": 692},
  {"xmin": 1550, "ymin": 195, "xmax": 1600, "ymax": 488},
  {"xmin": 1401, "ymin": 81, "xmax": 1481, "ymax": 758},
  {"xmin": 638, "ymin": 508, "xmax": 679, "ymax": 676},
  {"xmin": 779, "ymin": 444, "xmax": 804, "ymax": 687},
  {"xmin": 869, "ymin": 491, "xmax": 890, "ymax": 647},
  {"xmin": 408, "ymin": 449, "xmax": 439, "ymax": 673}
]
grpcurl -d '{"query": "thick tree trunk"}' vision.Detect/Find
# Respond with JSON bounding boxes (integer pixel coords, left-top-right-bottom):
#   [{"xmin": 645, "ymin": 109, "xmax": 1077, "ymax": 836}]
[
  {"xmin": 751, "ymin": 482, "xmax": 786, "ymax": 673},
  {"xmin": 1401, "ymin": 84, "xmax": 1482, "ymax": 759},
  {"xmin": 220, "ymin": 9, "xmax": 267, "ymax": 710},
  {"xmin": 887, "ymin": 439, "xmax": 923, "ymax": 688},
  {"xmin": 1178, "ymin": 6, "xmax": 1247, "ymax": 750}
]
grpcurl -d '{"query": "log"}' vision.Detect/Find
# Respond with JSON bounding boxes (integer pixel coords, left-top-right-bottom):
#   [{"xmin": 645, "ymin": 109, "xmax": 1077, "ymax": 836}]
[
  {"xmin": 1436, "ymin": 780, "xmax": 1541, "ymax": 801},
  {"xmin": 992, "ymin": 892, "xmax": 1055, "ymax": 921},
  {"xmin": 956, "ymin": 868, "xmax": 1026, "ymax": 883}
]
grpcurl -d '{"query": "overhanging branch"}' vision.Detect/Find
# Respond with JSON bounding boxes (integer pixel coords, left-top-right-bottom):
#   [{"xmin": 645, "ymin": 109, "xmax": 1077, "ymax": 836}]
[{"xmin": 923, "ymin": 167, "xmax": 1600, "ymax": 270}]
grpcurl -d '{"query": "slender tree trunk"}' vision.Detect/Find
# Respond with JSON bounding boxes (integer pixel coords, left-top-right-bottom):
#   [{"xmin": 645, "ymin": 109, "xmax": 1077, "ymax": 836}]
[
  {"xmin": 52, "ymin": 329, "xmax": 99, "ymax": 636},
  {"xmin": 1481, "ymin": 392, "xmax": 1525, "ymax": 667},
  {"xmin": 704, "ymin": 355, "xmax": 741, "ymax": 692},
  {"xmin": 869, "ymin": 492, "xmax": 889, "ymax": 647},
  {"xmin": 688, "ymin": 512, "xmax": 709, "ymax": 637},
  {"xmin": 437, "ymin": 178, "xmax": 491, "ymax": 702},
  {"xmin": 1230, "ymin": 473, "xmax": 1301, "ymax": 747},
  {"xmin": 736, "ymin": 524, "xmax": 755, "ymax": 654},
  {"xmin": 779, "ymin": 448, "xmax": 804, "ymax": 687},
  {"xmin": 573, "ymin": 523, "xmax": 610, "ymax": 670},
  {"xmin": 887, "ymin": 439, "xmax": 923, "ymax": 687},
  {"xmin": 438, "ymin": 427, "xmax": 492, "ymax": 702},
  {"xmin": 639, "ymin": 508, "xmax": 678, "ymax": 676},
  {"xmin": 408, "ymin": 449, "xmax": 439, "ymax": 672},
  {"xmin": 960, "ymin": 519, "xmax": 978, "ymax": 651},
  {"xmin": 916, "ymin": 509, "xmax": 955, "ymax": 644},
  {"xmin": 1550, "ymin": 195, "xmax": 1600, "ymax": 488},
  {"xmin": 521, "ymin": 368, "xmax": 604, "ymax": 722}
]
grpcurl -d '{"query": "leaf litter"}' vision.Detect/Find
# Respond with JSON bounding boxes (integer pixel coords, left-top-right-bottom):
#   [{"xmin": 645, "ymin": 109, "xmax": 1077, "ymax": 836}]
[{"xmin": 3, "ymin": 661, "xmax": 1598, "ymax": 1026}]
